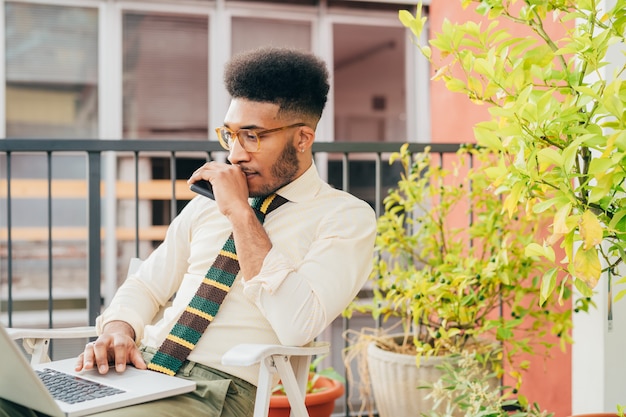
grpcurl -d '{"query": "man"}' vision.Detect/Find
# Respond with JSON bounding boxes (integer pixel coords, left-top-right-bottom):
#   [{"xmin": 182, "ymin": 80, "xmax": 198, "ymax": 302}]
[{"xmin": 1, "ymin": 47, "xmax": 376, "ymax": 417}]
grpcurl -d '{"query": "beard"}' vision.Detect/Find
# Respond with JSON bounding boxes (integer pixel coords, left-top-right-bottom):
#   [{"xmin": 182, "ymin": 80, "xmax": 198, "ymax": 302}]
[{"xmin": 250, "ymin": 140, "xmax": 300, "ymax": 197}]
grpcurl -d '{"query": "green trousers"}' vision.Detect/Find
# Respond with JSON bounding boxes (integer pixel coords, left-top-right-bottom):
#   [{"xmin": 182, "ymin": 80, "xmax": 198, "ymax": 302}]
[{"xmin": 0, "ymin": 348, "xmax": 256, "ymax": 417}]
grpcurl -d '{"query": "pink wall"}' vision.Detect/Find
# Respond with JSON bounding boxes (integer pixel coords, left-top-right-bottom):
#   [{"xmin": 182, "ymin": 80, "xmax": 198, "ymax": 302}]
[
  {"xmin": 428, "ymin": 2, "xmax": 572, "ymax": 416},
  {"xmin": 428, "ymin": 3, "xmax": 490, "ymax": 143}
]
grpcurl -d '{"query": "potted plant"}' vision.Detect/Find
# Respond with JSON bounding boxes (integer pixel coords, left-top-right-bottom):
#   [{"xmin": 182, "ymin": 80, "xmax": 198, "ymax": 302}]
[
  {"xmin": 343, "ymin": 144, "xmax": 572, "ymax": 417},
  {"xmin": 269, "ymin": 357, "xmax": 345, "ymax": 417}
]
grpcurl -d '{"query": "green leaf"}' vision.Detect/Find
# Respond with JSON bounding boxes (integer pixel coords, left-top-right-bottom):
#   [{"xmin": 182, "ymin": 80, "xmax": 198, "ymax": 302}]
[
  {"xmin": 609, "ymin": 208, "xmax": 626, "ymax": 232},
  {"xmin": 526, "ymin": 243, "xmax": 556, "ymax": 263},
  {"xmin": 588, "ymin": 173, "xmax": 615, "ymax": 203},
  {"xmin": 445, "ymin": 77, "xmax": 467, "ymax": 93},
  {"xmin": 540, "ymin": 268, "xmax": 558, "ymax": 305},
  {"xmin": 553, "ymin": 203, "xmax": 573, "ymax": 235},
  {"xmin": 537, "ymin": 147, "xmax": 563, "ymax": 167},
  {"xmin": 497, "ymin": 327, "xmax": 514, "ymax": 340},
  {"xmin": 503, "ymin": 181, "xmax": 525, "ymax": 217},
  {"xmin": 588, "ymin": 157, "xmax": 614, "ymax": 176},
  {"xmin": 562, "ymin": 139, "xmax": 584, "ymax": 171},
  {"xmin": 474, "ymin": 57, "xmax": 494, "ymax": 77},
  {"xmin": 580, "ymin": 210, "xmax": 604, "ymax": 250},
  {"xmin": 573, "ymin": 247, "xmax": 601, "ymax": 288},
  {"xmin": 574, "ymin": 278, "xmax": 594, "ymax": 298},
  {"xmin": 473, "ymin": 125, "xmax": 504, "ymax": 151},
  {"xmin": 614, "ymin": 130, "xmax": 626, "ymax": 151},
  {"xmin": 603, "ymin": 87, "xmax": 625, "ymax": 119},
  {"xmin": 532, "ymin": 196, "xmax": 570, "ymax": 214},
  {"xmin": 504, "ymin": 318, "xmax": 524, "ymax": 329},
  {"xmin": 398, "ymin": 10, "xmax": 414, "ymax": 29},
  {"xmin": 572, "ymin": 85, "xmax": 602, "ymax": 100}
]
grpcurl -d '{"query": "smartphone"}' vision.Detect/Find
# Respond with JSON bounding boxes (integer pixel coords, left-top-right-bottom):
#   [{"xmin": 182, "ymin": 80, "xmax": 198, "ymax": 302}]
[{"xmin": 190, "ymin": 180, "xmax": 215, "ymax": 200}]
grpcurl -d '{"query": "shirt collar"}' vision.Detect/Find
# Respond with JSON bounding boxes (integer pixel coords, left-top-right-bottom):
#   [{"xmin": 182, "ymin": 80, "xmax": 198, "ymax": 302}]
[{"xmin": 274, "ymin": 163, "xmax": 322, "ymax": 204}]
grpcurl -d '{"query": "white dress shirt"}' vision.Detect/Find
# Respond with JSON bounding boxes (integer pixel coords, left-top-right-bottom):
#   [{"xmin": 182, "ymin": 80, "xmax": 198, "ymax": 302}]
[{"xmin": 96, "ymin": 164, "xmax": 377, "ymax": 385}]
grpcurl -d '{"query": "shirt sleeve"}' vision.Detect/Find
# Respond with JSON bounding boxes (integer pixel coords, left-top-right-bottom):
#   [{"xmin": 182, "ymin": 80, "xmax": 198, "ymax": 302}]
[
  {"xmin": 95, "ymin": 197, "xmax": 198, "ymax": 342},
  {"xmin": 242, "ymin": 200, "xmax": 376, "ymax": 346}
]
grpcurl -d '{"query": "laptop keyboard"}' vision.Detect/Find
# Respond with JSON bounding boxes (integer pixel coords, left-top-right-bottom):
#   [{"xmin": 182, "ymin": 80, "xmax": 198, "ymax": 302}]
[{"xmin": 36, "ymin": 368, "xmax": 126, "ymax": 404}]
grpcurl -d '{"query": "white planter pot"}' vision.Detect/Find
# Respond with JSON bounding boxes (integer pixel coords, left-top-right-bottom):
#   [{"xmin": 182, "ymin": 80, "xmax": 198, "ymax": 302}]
[{"xmin": 367, "ymin": 341, "xmax": 448, "ymax": 417}]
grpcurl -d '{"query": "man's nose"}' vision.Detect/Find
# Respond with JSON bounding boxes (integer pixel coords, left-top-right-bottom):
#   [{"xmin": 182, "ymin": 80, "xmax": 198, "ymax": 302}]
[{"xmin": 227, "ymin": 137, "xmax": 251, "ymax": 164}]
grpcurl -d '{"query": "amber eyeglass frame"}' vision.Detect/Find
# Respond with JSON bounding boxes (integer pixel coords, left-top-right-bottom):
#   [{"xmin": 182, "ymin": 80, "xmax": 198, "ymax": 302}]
[{"xmin": 215, "ymin": 123, "xmax": 306, "ymax": 153}]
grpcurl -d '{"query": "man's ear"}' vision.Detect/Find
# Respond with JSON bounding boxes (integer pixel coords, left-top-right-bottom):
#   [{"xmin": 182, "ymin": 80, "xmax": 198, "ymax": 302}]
[{"xmin": 297, "ymin": 126, "xmax": 315, "ymax": 152}]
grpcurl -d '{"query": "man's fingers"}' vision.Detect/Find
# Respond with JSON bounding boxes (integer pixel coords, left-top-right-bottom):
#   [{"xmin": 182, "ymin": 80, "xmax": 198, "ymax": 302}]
[
  {"xmin": 92, "ymin": 340, "xmax": 111, "ymax": 374},
  {"xmin": 76, "ymin": 325, "xmax": 138, "ymax": 375},
  {"xmin": 76, "ymin": 341, "xmax": 101, "ymax": 372},
  {"xmin": 112, "ymin": 340, "xmax": 128, "ymax": 373},
  {"xmin": 130, "ymin": 348, "xmax": 147, "ymax": 370},
  {"xmin": 75, "ymin": 352, "xmax": 86, "ymax": 371},
  {"xmin": 188, "ymin": 162, "xmax": 215, "ymax": 184}
]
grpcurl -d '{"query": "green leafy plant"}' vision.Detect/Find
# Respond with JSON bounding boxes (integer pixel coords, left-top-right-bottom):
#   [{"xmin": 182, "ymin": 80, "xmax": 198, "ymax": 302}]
[
  {"xmin": 421, "ymin": 348, "xmax": 554, "ymax": 417},
  {"xmin": 399, "ymin": 0, "xmax": 626, "ymax": 305},
  {"xmin": 345, "ymin": 144, "xmax": 572, "ymax": 388}
]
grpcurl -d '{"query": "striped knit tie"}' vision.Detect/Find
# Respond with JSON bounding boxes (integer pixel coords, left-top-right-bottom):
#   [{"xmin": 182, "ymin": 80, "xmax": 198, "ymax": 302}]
[{"xmin": 147, "ymin": 193, "xmax": 289, "ymax": 376}]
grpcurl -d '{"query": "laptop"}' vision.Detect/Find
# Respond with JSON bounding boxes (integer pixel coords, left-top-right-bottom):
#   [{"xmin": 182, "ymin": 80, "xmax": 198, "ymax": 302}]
[{"xmin": 0, "ymin": 323, "xmax": 196, "ymax": 417}]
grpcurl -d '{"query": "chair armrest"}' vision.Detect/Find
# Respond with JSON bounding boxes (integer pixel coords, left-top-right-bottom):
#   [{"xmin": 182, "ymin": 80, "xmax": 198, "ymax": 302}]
[
  {"xmin": 6, "ymin": 326, "xmax": 97, "ymax": 340},
  {"xmin": 221, "ymin": 341, "xmax": 329, "ymax": 367},
  {"xmin": 222, "ymin": 342, "xmax": 330, "ymax": 417},
  {"xmin": 7, "ymin": 326, "xmax": 97, "ymax": 365}
]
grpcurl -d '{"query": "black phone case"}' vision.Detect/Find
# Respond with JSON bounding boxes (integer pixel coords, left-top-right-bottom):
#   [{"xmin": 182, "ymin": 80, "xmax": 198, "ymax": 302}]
[{"xmin": 190, "ymin": 180, "xmax": 215, "ymax": 200}]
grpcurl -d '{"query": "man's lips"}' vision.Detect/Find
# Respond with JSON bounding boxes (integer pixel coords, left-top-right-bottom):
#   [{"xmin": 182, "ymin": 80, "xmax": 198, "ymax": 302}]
[{"xmin": 240, "ymin": 168, "xmax": 258, "ymax": 178}]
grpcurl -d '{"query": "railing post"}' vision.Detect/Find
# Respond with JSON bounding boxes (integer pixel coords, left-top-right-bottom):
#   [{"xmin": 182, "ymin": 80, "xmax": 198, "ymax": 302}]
[
  {"xmin": 5, "ymin": 152, "xmax": 13, "ymax": 327},
  {"xmin": 87, "ymin": 151, "xmax": 102, "ymax": 325}
]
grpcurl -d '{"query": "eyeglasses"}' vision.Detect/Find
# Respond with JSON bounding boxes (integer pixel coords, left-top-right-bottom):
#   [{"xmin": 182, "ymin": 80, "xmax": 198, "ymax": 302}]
[{"xmin": 215, "ymin": 123, "xmax": 306, "ymax": 153}]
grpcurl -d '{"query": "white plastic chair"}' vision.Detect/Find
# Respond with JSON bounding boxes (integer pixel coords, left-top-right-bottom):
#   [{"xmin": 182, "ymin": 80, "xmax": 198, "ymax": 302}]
[{"xmin": 5, "ymin": 259, "xmax": 329, "ymax": 417}]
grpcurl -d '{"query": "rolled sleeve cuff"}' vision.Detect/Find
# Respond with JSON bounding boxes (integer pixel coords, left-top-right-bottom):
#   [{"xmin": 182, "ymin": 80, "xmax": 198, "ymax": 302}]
[
  {"xmin": 242, "ymin": 247, "xmax": 294, "ymax": 303},
  {"xmin": 95, "ymin": 305, "xmax": 146, "ymax": 344}
]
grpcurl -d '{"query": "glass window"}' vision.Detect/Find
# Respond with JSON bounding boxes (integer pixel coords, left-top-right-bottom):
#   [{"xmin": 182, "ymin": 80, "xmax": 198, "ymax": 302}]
[
  {"xmin": 122, "ymin": 13, "xmax": 209, "ymax": 140},
  {"xmin": 333, "ymin": 23, "xmax": 406, "ymax": 142},
  {"xmin": 5, "ymin": 2, "xmax": 98, "ymax": 139},
  {"xmin": 231, "ymin": 17, "xmax": 311, "ymax": 56}
]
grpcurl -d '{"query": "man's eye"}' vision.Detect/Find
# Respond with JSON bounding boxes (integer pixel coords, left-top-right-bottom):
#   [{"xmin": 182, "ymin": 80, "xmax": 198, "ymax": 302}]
[{"xmin": 241, "ymin": 130, "xmax": 258, "ymax": 141}]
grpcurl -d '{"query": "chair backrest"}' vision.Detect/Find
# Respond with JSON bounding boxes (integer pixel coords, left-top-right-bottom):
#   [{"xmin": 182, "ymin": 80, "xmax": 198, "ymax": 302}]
[{"xmin": 128, "ymin": 257, "xmax": 143, "ymax": 276}]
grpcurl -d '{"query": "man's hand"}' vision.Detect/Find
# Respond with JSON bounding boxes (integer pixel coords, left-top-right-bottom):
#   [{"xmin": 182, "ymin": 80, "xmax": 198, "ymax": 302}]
[
  {"xmin": 187, "ymin": 162, "xmax": 250, "ymax": 217},
  {"xmin": 75, "ymin": 321, "xmax": 146, "ymax": 374}
]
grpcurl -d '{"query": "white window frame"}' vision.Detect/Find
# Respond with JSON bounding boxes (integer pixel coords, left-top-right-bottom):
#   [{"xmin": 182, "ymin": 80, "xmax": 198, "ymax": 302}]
[{"xmin": 1, "ymin": 0, "xmax": 430, "ymax": 142}]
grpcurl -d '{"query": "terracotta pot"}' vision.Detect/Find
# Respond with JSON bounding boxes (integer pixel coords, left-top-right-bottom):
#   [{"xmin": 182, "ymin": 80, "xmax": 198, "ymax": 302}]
[{"xmin": 268, "ymin": 375, "xmax": 345, "ymax": 417}]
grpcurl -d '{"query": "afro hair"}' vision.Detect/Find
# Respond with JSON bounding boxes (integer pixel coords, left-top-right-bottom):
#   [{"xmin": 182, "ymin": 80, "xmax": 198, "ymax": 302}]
[{"xmin": 224, "ymin": 47, "xmax": 330, "ymax": 123}]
